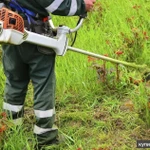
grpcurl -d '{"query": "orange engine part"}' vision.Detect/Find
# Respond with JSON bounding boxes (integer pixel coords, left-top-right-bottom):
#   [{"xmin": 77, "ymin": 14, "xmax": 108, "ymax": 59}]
[{"xmin": 0, "ymin": 7, "xmax": 24, "ymax": 33}]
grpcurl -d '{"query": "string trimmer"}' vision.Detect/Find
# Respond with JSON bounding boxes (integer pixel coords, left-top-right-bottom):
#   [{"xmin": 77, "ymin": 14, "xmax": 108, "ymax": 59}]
[{"xmin": 0, "ymin": 8, "xmax": 148, "ymax": 71}]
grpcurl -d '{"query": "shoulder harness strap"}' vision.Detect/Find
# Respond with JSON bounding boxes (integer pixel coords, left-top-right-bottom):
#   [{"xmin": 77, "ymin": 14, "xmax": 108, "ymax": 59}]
[{"xmin": 8, "ymin": 0, "xmax": 36, "ymax": 25}]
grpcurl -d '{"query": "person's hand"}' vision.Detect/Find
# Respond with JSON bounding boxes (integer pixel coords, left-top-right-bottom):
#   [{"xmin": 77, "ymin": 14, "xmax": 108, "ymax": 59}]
[{"xmin": 84, "ymin": 0, "xmax": 96, "ymax": 12}]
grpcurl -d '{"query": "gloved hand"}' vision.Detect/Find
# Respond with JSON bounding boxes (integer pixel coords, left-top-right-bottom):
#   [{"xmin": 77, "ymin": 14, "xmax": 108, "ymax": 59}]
[{"xmin": 84, "ymin": 0, "xmax": 96, "ymax": 12}]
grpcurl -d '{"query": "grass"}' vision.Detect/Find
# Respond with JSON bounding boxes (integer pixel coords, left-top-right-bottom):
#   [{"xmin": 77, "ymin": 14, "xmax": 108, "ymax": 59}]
[{"xmin": 1, "ymin": 0, "xmax": 150, "ymax": 149}]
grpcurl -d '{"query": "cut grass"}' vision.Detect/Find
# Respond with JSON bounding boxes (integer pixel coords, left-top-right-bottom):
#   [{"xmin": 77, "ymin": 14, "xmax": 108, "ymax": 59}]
[{"xmin": 1, "ymin": 0, "xmax": 150, "ymax": 149}]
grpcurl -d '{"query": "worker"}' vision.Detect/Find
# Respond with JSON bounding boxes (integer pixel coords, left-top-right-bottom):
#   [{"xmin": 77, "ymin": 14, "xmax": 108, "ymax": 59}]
[{"xmin": 0, "ymin": 0, "xmax": 96, "ymax": 149}]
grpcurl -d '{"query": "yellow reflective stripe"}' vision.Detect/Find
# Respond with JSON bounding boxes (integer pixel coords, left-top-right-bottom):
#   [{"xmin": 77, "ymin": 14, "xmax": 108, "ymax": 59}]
[
  {"xmin": 46, "ymin": 0, "xmax": 63, "ymax": 13},
  {"xmin": 3, "ymin": 102, "xmax": 23, "ymax": 112},
  {"xmin": 33, "ymin": 125, "xmax": 57, "ymax": 135},
  {"xmin": 34, "ymin": 108, "xmax": 55, "ymax": 118},
  {"xmin": 68, "ymin": 0, "xmax": 77, "ymax": 16}
]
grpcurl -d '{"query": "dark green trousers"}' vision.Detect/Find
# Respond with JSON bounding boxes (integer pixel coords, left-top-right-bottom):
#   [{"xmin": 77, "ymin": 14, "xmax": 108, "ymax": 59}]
[{"xmin": 2, "ymin": 42, "xmax": 58, "ymax": 144}]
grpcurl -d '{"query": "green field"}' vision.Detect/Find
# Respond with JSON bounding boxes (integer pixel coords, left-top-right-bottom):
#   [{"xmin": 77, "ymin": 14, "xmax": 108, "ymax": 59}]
[{"xmin": 1, "ymin": 0, "xmax": 150, "ymax": 149}]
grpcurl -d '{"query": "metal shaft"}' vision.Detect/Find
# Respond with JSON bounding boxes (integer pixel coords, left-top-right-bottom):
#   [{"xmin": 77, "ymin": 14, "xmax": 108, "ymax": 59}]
[{"xmin": 67, "ymin": 46, "xmax": 147, "ymax": 69}]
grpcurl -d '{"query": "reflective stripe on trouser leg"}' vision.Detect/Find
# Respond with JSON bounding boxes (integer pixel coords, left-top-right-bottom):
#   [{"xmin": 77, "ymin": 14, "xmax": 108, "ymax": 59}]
[
  {"xmin": 2, "ymin": 44, "xmax": 30, "ymax": 125},
  {"xmin": 27, "ymin": 46, "xmax": 57, "ymax": 144},
  {"xmin": 34, "ymin": 107, "xmax": 56, "ymax": 135},
  {"xmin": 33, "ymin": 108, "xmax": 58, "ymax": 142},
  {"xmin": 3, "ymin": 102, "xmax": 24, "ymax": 125}
]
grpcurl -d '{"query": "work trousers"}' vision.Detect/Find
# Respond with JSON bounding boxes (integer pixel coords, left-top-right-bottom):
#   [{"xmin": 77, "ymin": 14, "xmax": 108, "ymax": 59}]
[{"xmin": 2, "ymin": 42, "xmax": 58, "ymax": 144}]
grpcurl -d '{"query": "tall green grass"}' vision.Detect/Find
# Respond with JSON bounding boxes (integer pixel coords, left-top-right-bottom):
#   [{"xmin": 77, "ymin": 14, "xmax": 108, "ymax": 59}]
[{"xmin": 1, "ymin": 0, "xmax": 150, "ymax": 149}]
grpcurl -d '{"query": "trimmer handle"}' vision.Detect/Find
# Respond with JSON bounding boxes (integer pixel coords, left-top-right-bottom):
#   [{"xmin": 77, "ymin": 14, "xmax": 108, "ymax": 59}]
[
  {"xmin": 49, "ymin": 14, "xmax": 86, "ymax": 33},
  {"xmin": 69, "ymin": 13, "xmax": 87, "ymax": 33},
  {"xmin": 69, "ymin": 18, "xmax": 84, "ymax": 33}
]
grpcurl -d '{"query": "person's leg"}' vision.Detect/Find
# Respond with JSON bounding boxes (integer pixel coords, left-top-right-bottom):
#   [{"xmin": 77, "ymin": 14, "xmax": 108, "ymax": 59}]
[
  {"xmin": 22, "ymin": 44, "xmax": 58, "ymax": 145},
  {"xmin": 2, "ymin": 44, "xmax": 30, "ymax": 125}
]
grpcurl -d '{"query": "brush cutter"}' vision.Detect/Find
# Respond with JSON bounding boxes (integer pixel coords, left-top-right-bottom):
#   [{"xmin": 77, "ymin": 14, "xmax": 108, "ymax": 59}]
[{"xmin": 0, "ymin": 7, "xmax": 148, "ymax": 70}]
